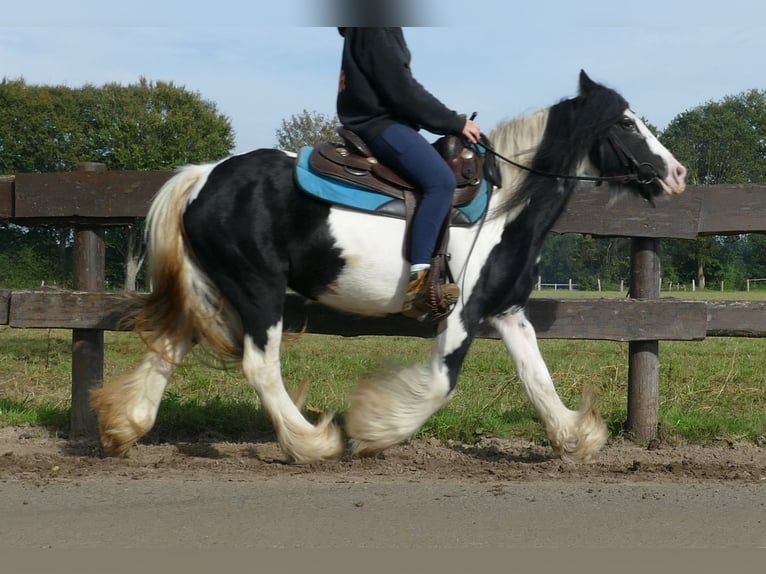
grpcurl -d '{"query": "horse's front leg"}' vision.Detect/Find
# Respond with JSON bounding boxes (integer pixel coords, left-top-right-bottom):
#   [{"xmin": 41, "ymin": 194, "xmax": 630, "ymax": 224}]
[
  {"xmin": 489, "ymin": 307, "xmax": 608, "ymax": 461},
  {"xmin": 345, "ymin": 319, "xmax": 465, "ymax": 457}
]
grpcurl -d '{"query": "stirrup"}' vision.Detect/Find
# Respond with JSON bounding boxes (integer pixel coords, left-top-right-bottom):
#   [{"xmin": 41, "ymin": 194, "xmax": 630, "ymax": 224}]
[{"xmin": 401, "ymin": 270, "xmax": 459, "ymax": 321}]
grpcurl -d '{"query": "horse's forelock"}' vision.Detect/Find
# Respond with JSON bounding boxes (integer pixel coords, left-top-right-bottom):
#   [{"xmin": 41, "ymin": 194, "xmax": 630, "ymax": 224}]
[{"xmin": 577, "ymin": 83, "xmax": 630, "ymax": 132}]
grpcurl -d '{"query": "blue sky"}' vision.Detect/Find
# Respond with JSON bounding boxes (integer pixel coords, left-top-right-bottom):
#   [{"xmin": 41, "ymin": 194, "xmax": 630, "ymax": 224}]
[{"xmin": 3, "ymin": 1, "xmax": 765, "ymax": 155}]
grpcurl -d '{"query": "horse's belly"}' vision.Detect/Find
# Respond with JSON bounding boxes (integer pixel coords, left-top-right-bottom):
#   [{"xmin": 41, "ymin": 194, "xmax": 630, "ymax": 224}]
[
  {"xmin": 314, "ymin": 208, "xmax": 482, "ymax": 316},
  {"xmin": 314, "ymin": 209, "xmax": 409, "ymax": 315},
  {"xmin": 315, "ymin": 288, "xmax": 404, "ymax": 317}
]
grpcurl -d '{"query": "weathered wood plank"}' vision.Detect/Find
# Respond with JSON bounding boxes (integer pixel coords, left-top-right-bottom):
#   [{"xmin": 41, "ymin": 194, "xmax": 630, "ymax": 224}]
[
  {"xmin": 698, "ymin": 185, "xmax": 766, "ymax": 235},
  {"xmin": 8, "ymin": 291, "xmax": 709, "ymax": 341},
  {"xmin": 7, "ymin": 291, "xmax": 438, "ymax": 335},
  {"xmin": 625, "ymin": 238, "xmax": 661, "ymax": 440},
  {"xmin": 8, "ymin": 290, "xmax": 135, "ymax": 330},
  {"xmin": 9, "ymin": 291, "xmax": 765, "ymax": 339},
  {"xmin": 552, "ymin": 184, "xmax": 704, "ymax": 239},
  {"xmin": 551, "ymin": 185, "xmax": 766, "ymax": 238},
  {"xmin": 0, "ymin": 289, "xmax": 10, "ymax": 324},
  {"xmin": 706, "ymin": 300, "xmax": 766, "ymax": 337},
  {"xmin": 283, "ymin": 296, "xmax": 435, "ymax": 339},
  {"xmin": 0, "ymin": 177, "xmax": 13, "ymax": 219},
  {"xmin": 11, "ymin": 170, "xmax": 172, "ymax": 221},
  {"xmin": 4, "ymin": 172, "xmax": 766, "ymax": 238},
  {"xmin": 524, "ymin": 298, "xmax": 707, "ymax": 341}
]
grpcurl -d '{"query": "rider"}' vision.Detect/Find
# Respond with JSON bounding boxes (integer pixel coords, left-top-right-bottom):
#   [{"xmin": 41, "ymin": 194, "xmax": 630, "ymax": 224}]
[{"xmin": 336, "ymin": 27, "xmax": 482, "ymax": 314}]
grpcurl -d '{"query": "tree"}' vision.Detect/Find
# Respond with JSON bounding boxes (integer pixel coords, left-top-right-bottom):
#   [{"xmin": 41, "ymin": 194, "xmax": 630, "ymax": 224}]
[
  {"xmin": 661, "ymin": 90, "xmax": 766, "ymax": 185},
  {"xmin": 660, "ymin": 90, "xmax": 766, "ymax": 289},
  {"xmin": 660, "ymin": 237, "xmax": 734, "ymax": 290},
  {"xmin": 541, "ymin": 233, "xmax": 631, "ymax": 290},
  {"xmin": 0, "ymin": 77, "xmax": 236, "ymax": 290},
  {"xmin": 104, "ymin": 224, "xmax": 147, "ymax": 291},
  {"xmin": 274, "ymin": 109, "xmax": 338, "ymax": 151},
  {"xmin": 0, "ymin": 226, "xmax": 69, "ymax": 288},
  {"xmin": 77, "ymin": 78, "xmax": 235, "ymax": 170},
  {"xmin": 0, "ymin": 79, "xmax": 84, "ymax": 173},
  {"xmin": 737, "ymin": 234, "xmax": 766, "ymax": 284}
]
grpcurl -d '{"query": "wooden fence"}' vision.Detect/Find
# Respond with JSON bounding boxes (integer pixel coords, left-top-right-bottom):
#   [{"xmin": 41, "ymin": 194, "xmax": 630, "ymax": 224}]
[{"xmin": 2, "ymin": 163, "xmax": 765, "ymax": 442}]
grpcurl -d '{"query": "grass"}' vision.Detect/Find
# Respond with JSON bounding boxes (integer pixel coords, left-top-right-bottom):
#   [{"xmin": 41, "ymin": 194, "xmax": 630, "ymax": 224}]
[
  {"xmin": 0, "ymin": 290, "xmax": 764, "ymax": 447},
  {"xmin": 530, "ymin": 288, "xmax": 766, "ymax": 300}
]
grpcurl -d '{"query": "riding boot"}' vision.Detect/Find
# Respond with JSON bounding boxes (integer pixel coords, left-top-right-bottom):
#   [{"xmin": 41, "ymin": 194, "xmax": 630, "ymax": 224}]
[
  {"xmin": 402, "ymin": 269, "xmax": 428, "ymax": 313},
  {"xmin": 402, "ymin": 269, "xmax": 460, "ymax": 319}
]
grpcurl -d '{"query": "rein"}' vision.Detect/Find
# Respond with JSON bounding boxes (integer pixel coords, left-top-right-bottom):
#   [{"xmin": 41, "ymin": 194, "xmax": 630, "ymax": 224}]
[{"xmin": 474, "ymin": 134, "xmax": 660, "ymax": 186}]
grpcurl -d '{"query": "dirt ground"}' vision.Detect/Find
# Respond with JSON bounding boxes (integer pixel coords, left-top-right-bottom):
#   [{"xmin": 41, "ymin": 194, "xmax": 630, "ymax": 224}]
[
  {"xmin": 1, "ymin": 426, "xmax": 765, "ymax": 549},
  {"xmin": 1, "ymin": 425, "xmax": 763, "ymax": 484}
]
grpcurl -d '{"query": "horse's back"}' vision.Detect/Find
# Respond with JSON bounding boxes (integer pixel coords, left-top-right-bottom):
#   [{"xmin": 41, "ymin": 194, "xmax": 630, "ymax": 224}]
[{"xmin": 181, "ymin": 149, "xmax": 346, "ymax": 304}]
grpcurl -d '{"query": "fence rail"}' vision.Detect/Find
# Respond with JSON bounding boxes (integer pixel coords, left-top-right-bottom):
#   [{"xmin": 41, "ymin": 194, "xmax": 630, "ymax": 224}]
[
  {"xmin": 4, "ymin": 289, "xmax": 766, "ymax": 339},
  {"xmin": 2, "ymin": 164, "xmax": 765, "ymax": 442},
  {"xmin": 2, "ymin": 171, "xmax": 766, "ymax": 235}
]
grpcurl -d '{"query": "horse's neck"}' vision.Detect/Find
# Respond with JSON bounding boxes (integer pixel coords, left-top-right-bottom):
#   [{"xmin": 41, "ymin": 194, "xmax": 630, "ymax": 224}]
[{"xmin": 487, "ymin": 108, "xmax": 551, "ymax": 205}]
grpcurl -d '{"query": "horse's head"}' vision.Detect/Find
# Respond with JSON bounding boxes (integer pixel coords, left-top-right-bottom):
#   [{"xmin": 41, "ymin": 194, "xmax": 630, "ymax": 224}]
[{"xmin": 580, "ymin": 70, "xmax": 687, "ymax": 201}]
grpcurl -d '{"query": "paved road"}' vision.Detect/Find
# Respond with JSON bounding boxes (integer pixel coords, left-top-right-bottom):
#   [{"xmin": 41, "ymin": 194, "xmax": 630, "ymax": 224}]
[{"xmin": 1, "ymin": 477, "xmax": 763, "ymax": 548}]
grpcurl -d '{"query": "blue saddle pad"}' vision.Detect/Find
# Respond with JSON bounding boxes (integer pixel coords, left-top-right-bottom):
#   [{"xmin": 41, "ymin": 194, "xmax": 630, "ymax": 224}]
[{"xmin": 294, "ymin": 146, "xmax": 490, "ymax": 226}]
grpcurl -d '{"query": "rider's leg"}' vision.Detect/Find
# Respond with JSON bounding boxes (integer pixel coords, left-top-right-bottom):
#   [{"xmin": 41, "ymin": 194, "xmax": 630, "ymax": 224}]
[{"xmin": 368, "ymin": 123, "xmax": 457, "ymax": 304}]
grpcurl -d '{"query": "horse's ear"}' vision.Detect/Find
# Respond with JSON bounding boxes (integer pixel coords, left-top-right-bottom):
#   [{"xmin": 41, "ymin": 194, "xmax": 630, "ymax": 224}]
[{"xmin": 579, "ymin": 70, "xmax": 597, "ymax": 95}]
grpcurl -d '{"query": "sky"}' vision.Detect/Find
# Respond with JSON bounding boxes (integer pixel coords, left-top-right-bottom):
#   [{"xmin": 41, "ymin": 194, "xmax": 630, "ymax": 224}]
[{"xmin": 3, "ymin": 0, "xmax": 765, "ymax": 155}]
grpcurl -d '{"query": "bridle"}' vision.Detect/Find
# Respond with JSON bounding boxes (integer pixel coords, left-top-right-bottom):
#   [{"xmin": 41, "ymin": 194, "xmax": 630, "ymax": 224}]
[
  {"xmin": 603, "ymin": 133, "xmax": 662, "ymax": 185},
  {"xmin": 475, "ymin": 131, "xmax": 661, "ymax": 186},
  {"xmin": 445, "ymin": 124, "xmax": 663, "ymax": 323}
]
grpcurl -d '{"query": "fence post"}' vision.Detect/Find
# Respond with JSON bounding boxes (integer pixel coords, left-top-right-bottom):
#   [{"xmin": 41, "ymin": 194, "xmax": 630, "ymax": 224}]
[
  {"xmin": 70, "ymin": 162, "xmax": 107, "ymax": 438},
  {"xmin": 626, "ymin": 237, "xmax": 660, "ymax": 442}
]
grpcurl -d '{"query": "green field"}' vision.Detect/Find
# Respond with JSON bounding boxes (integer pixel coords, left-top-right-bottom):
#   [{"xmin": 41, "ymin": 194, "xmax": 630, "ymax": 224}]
[
  {"xmin": 530, "ymin": 288, "xmax": 766, "ymax": 301},
  {"xmin": 1, "ymin": 290, "xmax": 764, "ymax": 446}
]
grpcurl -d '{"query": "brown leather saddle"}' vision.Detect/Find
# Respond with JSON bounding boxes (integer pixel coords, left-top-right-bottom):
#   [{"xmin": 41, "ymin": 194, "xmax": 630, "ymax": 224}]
[{"xmin": 309, "ymin": 127, "xmax": 485, "ymax": 215}]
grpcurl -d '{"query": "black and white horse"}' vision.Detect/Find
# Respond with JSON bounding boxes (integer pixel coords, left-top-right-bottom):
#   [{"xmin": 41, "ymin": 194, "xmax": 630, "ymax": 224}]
[{"xmin": 91, "ymin": 71, "xmax": 686, "ymax": 463}]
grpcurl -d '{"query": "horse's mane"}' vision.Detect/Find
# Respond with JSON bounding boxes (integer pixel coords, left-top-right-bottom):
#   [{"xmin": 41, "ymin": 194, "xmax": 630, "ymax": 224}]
[
  {"xmin": 487, "ymin": 82, "xmax": 630, "ymax": 220},
  {"xmin": 487, "ymin": 109, "xmax": 550, "ymax": 201}
]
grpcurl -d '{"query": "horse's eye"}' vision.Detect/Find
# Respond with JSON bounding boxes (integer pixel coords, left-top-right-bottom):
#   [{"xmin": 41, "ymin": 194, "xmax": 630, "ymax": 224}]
[{"xmin": 620, "ymin": 116, "xmax": 636, "ymax": 130}]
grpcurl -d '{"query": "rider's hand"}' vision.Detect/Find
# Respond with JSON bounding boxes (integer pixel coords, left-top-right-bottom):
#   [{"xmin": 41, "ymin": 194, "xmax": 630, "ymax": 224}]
[{"xmin": 462, "ymin": 118, "xmax": 481, "ymax": 144}]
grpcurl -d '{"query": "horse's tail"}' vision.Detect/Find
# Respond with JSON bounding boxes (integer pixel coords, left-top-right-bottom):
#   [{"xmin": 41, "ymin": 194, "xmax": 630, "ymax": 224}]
[
  {"xmin": 133, "ymin": 163, "xmax": 244, "ymax": 360},
  {"xmin": 90, "ymin": 163, "xmax": 247, "ymax": 456}
]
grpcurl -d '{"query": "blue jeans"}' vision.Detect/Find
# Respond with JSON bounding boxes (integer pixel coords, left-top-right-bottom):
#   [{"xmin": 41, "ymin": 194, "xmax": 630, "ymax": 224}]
[{"xmin": 368, "ymin": 123, "xmax": 456, "ymax": 265}]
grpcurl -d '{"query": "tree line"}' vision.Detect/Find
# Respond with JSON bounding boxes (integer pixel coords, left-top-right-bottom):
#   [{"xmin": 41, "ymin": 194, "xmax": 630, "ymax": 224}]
[
  {"xmin": 1, "ymin": 79, "xmax": 764, "ymax": 291},
  {"xmin": 0, "ymin": 78, "xmax": 234, "ymax": 290}
]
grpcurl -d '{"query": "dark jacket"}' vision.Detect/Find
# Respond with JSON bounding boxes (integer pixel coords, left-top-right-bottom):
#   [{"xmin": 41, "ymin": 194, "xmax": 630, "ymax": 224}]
[{"xmin": 336, "ymin": 27, "xmax": 466, "ymax": 143}]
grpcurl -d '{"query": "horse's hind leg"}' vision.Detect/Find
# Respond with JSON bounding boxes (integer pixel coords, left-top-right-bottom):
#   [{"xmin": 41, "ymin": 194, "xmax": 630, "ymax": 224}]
[
  {"xmin": 489, "ymin": 308, "xmax": 608, "ymax": 461},
  {"xmin": 90, "ymin": 332, "xmax": 192, "ymax": 456},
  {"xmin": 241, "ymin": 319, "xmax": 343, "ymax": 463}
]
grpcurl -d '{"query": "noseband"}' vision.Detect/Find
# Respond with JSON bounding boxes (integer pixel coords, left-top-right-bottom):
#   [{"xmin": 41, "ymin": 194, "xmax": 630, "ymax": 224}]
[{"xmin": 605, "ymin": 133, "xmax": 660, "ymax": 185}]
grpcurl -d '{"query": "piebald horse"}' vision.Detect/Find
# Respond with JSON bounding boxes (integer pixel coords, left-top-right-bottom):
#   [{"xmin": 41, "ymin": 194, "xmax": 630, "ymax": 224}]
[{"xmin": 91, "ymin": 71, "xmax": 686, "ymax": 463}]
